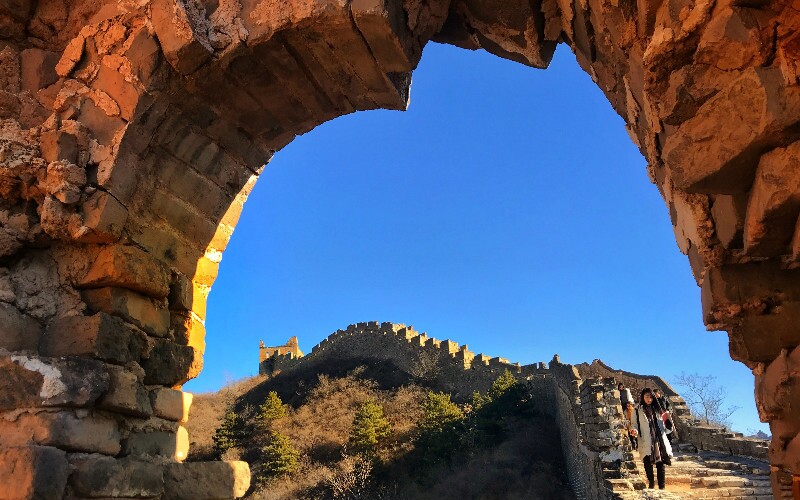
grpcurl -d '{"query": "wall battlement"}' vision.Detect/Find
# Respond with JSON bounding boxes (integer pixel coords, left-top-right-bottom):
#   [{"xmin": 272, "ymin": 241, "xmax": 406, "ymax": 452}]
[
  {"xmin": 258, "ymin": 336, "xmax": 303, "ymax": 373},
  {"xmin": 258, "ymin": 322, "xmax": 537, "ymax": 398}
]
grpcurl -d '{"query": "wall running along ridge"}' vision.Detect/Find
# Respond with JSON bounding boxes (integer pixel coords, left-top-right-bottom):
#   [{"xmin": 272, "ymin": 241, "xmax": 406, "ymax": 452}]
[
  {"xmin": 0, "ymin": 0, "xmax": 798, "ymax": 497},
  {"xmin": 259, "ymin": 322, "xmax": 773, "ymax": 499}
]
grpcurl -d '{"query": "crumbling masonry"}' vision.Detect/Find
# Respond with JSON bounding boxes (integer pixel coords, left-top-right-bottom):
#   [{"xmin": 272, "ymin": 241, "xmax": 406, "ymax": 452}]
[{"xmin": 0, "ymin": 0, "xmax": 799, "ymax": 498}]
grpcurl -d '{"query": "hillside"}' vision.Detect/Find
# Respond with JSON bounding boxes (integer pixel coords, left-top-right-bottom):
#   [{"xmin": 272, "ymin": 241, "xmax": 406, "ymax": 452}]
[{"xmin": 186, "ymin": 358, "xmax": 575, "ymax": 500}]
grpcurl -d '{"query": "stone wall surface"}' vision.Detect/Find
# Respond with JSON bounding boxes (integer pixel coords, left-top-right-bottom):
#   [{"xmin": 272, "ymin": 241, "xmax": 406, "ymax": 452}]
[{"xmin": 1, "ymin": 0, "xmax": 799, "ymax": 497}]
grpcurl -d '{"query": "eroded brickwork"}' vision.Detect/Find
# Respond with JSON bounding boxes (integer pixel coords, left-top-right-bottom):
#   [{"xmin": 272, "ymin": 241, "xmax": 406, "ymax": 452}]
[{"xmin": 1, "ymin": 0, "xmax": 799, "ymax": 497}]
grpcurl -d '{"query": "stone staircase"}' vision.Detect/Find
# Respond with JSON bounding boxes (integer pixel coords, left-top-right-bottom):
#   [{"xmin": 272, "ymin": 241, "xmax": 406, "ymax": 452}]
[{"xmin": 617, "ymin": 448, "xmax": 774, "ymax": 499}]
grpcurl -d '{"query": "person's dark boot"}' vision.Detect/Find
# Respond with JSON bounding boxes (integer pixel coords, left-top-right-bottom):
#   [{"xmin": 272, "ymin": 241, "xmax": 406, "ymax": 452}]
[
  {"xmin": 657, "ymin": 463, "xmax": 666, "ymax": 489},
  {"xmin": 644, "ymin": 457, "xmax": 655, "ymax": 489}
]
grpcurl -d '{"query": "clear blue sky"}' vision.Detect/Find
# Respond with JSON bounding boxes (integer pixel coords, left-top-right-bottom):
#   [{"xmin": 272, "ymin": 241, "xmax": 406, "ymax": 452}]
[{"xmin": 184, "ymin": 43, "xmax": 767, "ymax": 434}]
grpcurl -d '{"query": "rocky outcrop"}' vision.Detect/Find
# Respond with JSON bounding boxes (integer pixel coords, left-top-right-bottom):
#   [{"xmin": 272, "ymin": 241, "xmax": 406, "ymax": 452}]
[{"xmin": 2, "ymin": 0, "xmax": 800, "ymax": 497}]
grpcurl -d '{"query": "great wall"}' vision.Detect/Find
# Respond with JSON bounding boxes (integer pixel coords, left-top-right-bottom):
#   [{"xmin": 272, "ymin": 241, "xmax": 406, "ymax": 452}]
[
  {"xmin": 258, "ymin": 321, "xmax": 777, "ymax": 499},
  {"xmin": 1, "ymin": 0, "xmax": 800, "ymax": 498}
]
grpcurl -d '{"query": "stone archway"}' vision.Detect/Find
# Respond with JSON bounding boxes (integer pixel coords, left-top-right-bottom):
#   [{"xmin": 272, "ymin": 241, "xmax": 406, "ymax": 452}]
[{"xmin": 0, "ymin": 0, "xmax": 799, "ymax": 497}]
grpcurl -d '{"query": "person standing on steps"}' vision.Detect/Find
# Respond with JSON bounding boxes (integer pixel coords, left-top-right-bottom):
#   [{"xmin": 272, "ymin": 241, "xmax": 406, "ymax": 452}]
[
  {"xmin": 618, "ymin": 382, "xmax": 636, "ymax": 448},
  {"xmin": 618, "ymin": 382, "xmax": 634, "ymax": 418},
  {"xmin": 635, "ymin": 387, "xmax": 673, "ymax": 490},
  {"xmin": 627, "ymin": 402, "xmax": 638, "ymax": 450}
]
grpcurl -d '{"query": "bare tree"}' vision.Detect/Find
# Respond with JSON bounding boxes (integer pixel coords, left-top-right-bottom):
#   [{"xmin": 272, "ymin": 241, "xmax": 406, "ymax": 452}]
[
  {"xmin": 674, "ymin": 372, "xmax": 740, "ymax": 429},
  {"xmin": 409, "ymin": 349, "xmax": 441, "ymax": 383}
]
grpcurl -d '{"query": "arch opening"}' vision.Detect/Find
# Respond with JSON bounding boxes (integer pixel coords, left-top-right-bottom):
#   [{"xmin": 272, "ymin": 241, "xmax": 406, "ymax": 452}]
[{"xmin": 1, "ymin": 0, "xmax": 799, "ymax": 497}]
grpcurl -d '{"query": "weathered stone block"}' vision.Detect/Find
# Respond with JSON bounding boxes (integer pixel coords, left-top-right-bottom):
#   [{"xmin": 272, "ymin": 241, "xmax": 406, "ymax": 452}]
[
  {"xmin": 82, "ymin": 287, "xmax": 169, "ymax": 337},
  {"xmin": 0, "ymin": 46, "xmax": 19, "ymax": 90},
  {"xmin": 98, "ymin": 365, "xmax": 153, "ymax": 418},
  {"xmin": 150, "ymin": 189, "xmax": 218, "ymax": 247},
  {"xmin": 701, "ymin": 262, "xmax": 800, "ymax": 325},
  {"xmin": 69, "ymin": 454, "xmax": 164, "ymax": 498},
  {"xmin": 162, "ymin": 461, "xmax": 250, "ymax": 500},
  {"xmin": 40, "ymin": 130, "xmax": 78, "ymax": 164},
  {"xmin": 78, "ymin": 191, "xmax": 128, "ymax": 244},
  {"xmin": 194, "ymin": 256, "xmax": 220, "ymax": 288},
  {"xmin": 20, "ymin": 48, "xmax": 59, "ymax": 93},
  {"xmin": 711, "ymin": 194, "xmax": 747, "ymax": 249},
  {"xmin": 663, "ymin": 67, "xmax": 800, "ymax": 193},
  {"xmin": 41, "ymin": 312, "xmax": 146, "ymax": 365},
  {"xmin": 93, "ymin": 63, "xmax": 140, "ymax": 121},
  {"xmin": 125, "ymin": 25, "xmax": 162, "ymax": 87},
  {"xmin": 0, "ymin": 445, "xmax": 69, "ymax": 500},
  {"xmin": 150, "ymin": 388, "xmax": 192, "ymax": 423},
  {"xmin": 0, "ymin": 89, "xmax": 21, "ymax": 120},
  {"xmin": 744, "ymin": 141, "xmax": 800, "ymax": 257},
  {"xmin": 351, "ymin": 0, "xmax": 415, "ymax": 72},
  {"xmin": 0, "ymin": 302, "xmax": 42, "ymax": 351},
  {"xmin": 130, "ymin": 221, "xmax": 200, "ymax": 279},
  {"xmin": 168, "ymin": 272, "xmax": 193, "ymax": 312},
  {"xmin": 151, "ymin": 0, "xmax": 213, "ymax": 75},
  {"xmin": 170, "ymin": 312, "xmax": 205, "ymax": 353},
  {"xmin": 0, "ymin": 351, "xmax": 109, "ymax": 410},
  {"xmin": 731, "ymin": 302, "xmax": 800, "ymax": 363},
  {"xmin": 0, "ymin": 411, "xmax": 121, "ymax": 455},
  {"xmin": 76, "ymin": 245, "xmax": 171, "ymax": 299},
  {"xmin": 142, "ymin": 339, "xmax": 197, "ymax": 386},
  {"xmin": 123, "ymin": 426, "xmax": 188, "ymax": 461}
]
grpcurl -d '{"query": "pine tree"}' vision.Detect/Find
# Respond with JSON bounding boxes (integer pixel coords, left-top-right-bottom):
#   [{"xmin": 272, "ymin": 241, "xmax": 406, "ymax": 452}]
[
  {"xmin": 260, "ymin": 391, "xmax": 288, "ymax": 422},
  {"xmin": 419, "ymin": 391, "xmax": 464, "ymax": 433},
  {"xmin": 212, "ymin": 407, "xmax": 240, "ymax": 458},
  {"xmin": 469, "ymin": 370, "xmax": 531, "ymax": 447},
  {"xmin": 261, "ymin": 431, "xmax": 300, "ymax": 477},
  {"xmin": 417, "ymin": 391, "xmax": 465, "ymax": 464},
  {"xmin": 349, "ymin": 398, "xmax": 391, "ymax": 456},
  {"xmin": 488, "ymin": 369, "xmax": 518, "ymax": 400}
]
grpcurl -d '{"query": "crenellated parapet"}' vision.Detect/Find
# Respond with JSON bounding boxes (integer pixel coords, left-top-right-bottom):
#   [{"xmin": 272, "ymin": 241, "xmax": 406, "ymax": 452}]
[{"xmin": 258, "ymin": 321, "xmax": 541, "ymax": 399}]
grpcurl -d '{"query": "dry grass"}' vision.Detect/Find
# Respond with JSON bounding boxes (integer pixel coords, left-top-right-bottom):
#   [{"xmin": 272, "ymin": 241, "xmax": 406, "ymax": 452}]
[
  {"xmin": 271, "ymin": 371, "xmax": 424, "ymax": 463},
  {"xmin": 188, "ymin": 364, "xmax": 575, "ymax": 500},
  {"xmin": 186, "ymin": 375, "xmax": 264, "ymax": 461}
]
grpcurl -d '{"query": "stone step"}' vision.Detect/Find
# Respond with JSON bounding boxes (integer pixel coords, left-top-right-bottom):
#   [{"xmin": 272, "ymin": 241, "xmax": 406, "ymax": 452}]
[
  {"xmin": 684, "ymin": 492, "xmax": 773, "ymax": 500},
  {"xmin": 616, "ymin": 490, "xmax": 686, "ymax": 499},
  {"xmin": 689, "ymin": 475, "xmax": 769, "ymax": 488},
  {"xmin": 685, "ymin": 485, "xmax": 773, "ymax": 496},
  {"xmin": 629, "ymin": 449, "xmax": 774, "ymax": 499}
]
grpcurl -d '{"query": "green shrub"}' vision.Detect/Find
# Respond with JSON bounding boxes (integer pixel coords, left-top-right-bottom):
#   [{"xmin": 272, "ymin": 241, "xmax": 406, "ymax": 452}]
[
  {"xmin": 467, "ymin": 370, "xmax": 531, "ymax": 447},
  {"xmin": 349, "ymin": 398, "xmax": 391, "ymax": 456},
  {"xmin": 260, "ymin": 391, "xmax": 288, "ymax": 422},
  {"xmin": 212, "ymin": 407, "xmax": 240, "ymax": 458},
  {"xmin": 419, "ymin": 391, "xmax": 464, "ymax": 433},
  {"xmin": 261, "ymin": 431, "xmax": 300, "ymax": 477},
  {"xmin": 417, "ymin": 392, "xmax": 465, "ymax": 464},
  {"xmin": 488, "ymin": 369, "xmax": 519, "ymax": 400}
]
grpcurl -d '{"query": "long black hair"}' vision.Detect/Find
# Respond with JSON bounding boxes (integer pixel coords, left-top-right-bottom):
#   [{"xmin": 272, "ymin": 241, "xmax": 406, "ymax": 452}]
[
  {"xmin": 640, "ymin": 387, "xmax": 665, "ymax": 412},
  {"xmin": 639, "ymin": 387, "xmax": 655, "ymax": 406}
]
